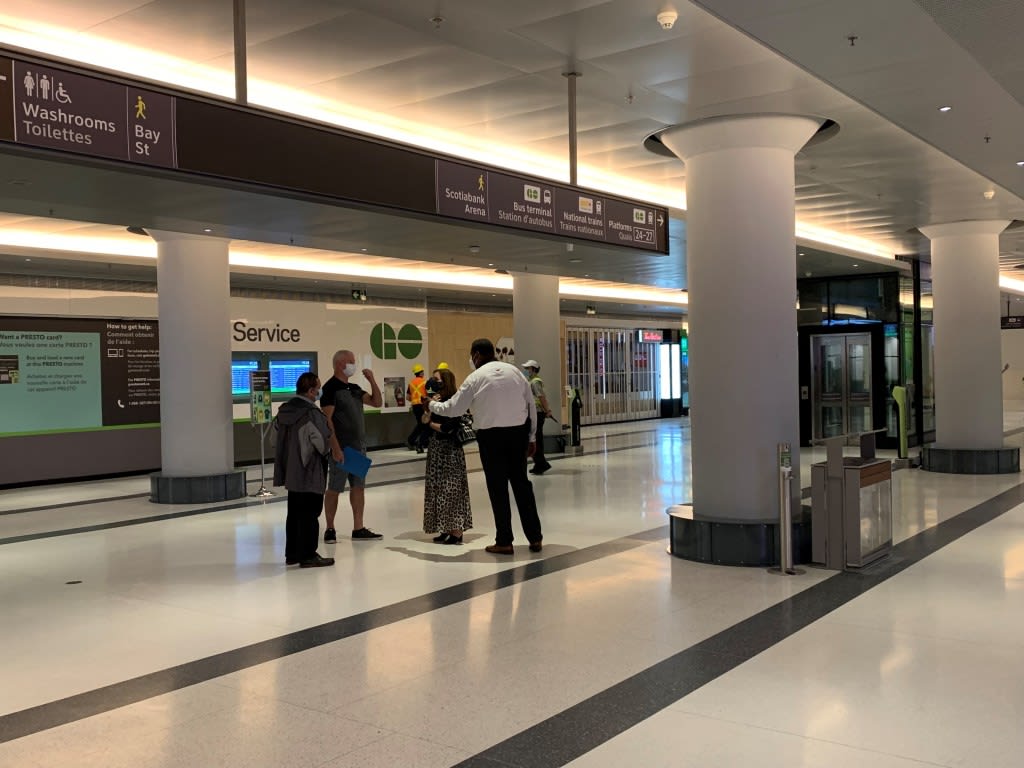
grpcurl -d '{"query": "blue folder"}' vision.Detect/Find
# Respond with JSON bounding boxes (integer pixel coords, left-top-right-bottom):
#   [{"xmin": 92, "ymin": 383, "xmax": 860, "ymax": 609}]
[{"xmin": 340, "ymin": 446, "xmax": 372, "ymax": 478}]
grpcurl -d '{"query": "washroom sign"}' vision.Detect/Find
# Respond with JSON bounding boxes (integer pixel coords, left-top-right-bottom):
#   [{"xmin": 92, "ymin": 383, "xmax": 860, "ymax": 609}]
[{"xmin": 0, "ymin": 56, "xmax": 177, "ymax": 168}]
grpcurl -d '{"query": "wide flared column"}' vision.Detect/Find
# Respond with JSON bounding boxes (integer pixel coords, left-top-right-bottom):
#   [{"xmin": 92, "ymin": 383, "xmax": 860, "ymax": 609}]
[
  {"xmin": 513, "ymin": 272, "xmax": 562, "ymax": 418},
  {"xmin": 919, "ymin": 220, "xmax": 1018, "ymax": 473},
  {"xmin": 660, "ymin": 114, "xmax": 820, "ymax": 564},
  {"xmin": 150, "ymin": 230, "xmax": 245, "ymax": 502}
]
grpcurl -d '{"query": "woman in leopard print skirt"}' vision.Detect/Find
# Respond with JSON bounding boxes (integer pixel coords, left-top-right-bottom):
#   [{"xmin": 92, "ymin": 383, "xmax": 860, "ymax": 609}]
[{"xmin": 422, "ymin": 369, "xmax": 472, "ymax": 544}]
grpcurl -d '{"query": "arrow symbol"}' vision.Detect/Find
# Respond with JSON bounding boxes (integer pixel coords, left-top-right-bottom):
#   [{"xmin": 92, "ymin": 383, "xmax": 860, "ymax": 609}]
[{"xmin": 657, "ymin": 214, "xmax": 664, "ymax": 226}]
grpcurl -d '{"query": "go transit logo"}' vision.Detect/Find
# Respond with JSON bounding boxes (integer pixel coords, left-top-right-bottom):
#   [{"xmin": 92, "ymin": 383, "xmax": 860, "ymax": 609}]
[{"xmin": 370, "ymin": 323, "xmax": 422, "ymax": 360}]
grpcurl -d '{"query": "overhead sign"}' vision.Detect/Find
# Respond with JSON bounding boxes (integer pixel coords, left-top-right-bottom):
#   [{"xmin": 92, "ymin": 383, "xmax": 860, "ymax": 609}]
[
  {"xmin": 1002, "ymin": 316, "xmax": 1024, "ymax": 330},
  {"xmin": 436, "ymin": 160, "xmax": 667, "ymax": 252},
  {"xmin": 0, "ymin": 52, "xmax": 666, "ymax": 254},
  {"xmin": 0, "ymin": 56, "xmax": 176, "ymax": 168}
]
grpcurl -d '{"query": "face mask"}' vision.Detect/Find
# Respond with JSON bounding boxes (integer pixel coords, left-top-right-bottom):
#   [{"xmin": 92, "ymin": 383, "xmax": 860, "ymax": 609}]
[
  {"xmin": 468, "ymin": 356, "xmax": 476, "ymax": 371},
  {"xmin": 343, "ymin": 363, "xmax": 357, "ymax": 377},
  {"xmin": 316, "ymin": 387, "xmax": 323, "ymax": 400}
]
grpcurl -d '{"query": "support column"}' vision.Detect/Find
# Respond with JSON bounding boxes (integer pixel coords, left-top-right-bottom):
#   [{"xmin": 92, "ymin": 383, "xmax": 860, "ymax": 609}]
[
  {"xmin": 658, "ymin": 114, "xmax": 820, "ymax": 566},
  {"xmin": 919, "ymin": 220, "xmax": 1018, "ymax": 474},
  {"xmin": 149, "ymin": 231, "xmax": 245, "ymax": 503},
  {"xmin": 513, "ymin": 272, "xmax": 563, "ymax": 419}
]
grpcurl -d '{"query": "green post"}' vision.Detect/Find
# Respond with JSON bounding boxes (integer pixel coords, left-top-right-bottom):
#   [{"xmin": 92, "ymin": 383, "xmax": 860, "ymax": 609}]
[{"xmin": 892, "ymin": 385, "xmax": 908, "ymax": 460}]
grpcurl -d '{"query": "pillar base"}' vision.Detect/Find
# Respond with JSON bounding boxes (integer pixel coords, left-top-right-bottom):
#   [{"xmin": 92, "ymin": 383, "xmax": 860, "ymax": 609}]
[
  {"xmin": 667, "ymin": 505, "xmax": 812, "ymax": 566},
  {"xmin": 920, "ymin": 446, "xmax": 1019, "ymax": 474},
  {"xmin": 150, "ymin": 470, "xmax": 247, "ymax": 504}
]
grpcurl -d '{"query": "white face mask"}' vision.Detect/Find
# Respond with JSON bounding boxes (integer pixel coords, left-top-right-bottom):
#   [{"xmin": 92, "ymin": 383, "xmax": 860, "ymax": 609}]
[
  {"xmin": 316, "ymin": 387, "xmax": 323, "ymax": 400},
  {"xmin": 468, "ymin": 356, "xmax": 476, "ymax": 371},
  {"xmin": 343, "ymin": 363, "xmax": 357, "ymax": 377}
]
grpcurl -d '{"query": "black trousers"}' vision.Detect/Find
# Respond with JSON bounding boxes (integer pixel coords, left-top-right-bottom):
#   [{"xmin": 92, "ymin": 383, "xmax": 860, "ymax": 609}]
[
  {"xmin": 533, "ymin": 412, "xmax": 550, "ymax": 470},
  {"xmin": 475, "ymin": 423, "xmax": 542, "ymax": 546},
  {"xmin": 285, "ymin": 491, "xmax": 323, "ymax": 562},
  {"xmin": 408, "ymin": 404, "xmax": 429, "ymax": 448}
]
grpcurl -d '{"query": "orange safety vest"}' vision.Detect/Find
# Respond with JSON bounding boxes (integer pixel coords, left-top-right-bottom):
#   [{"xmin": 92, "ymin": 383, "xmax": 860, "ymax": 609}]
[{"xmin": 408, "ymin": 376, "xmax": 426, "ymax": 405}]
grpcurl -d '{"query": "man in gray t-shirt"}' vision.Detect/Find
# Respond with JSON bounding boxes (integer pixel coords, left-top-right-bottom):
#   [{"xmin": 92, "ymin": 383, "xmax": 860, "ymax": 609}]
[{"xmin": 320, "ymin": 349, "xmax": 383, "ymax": 542}]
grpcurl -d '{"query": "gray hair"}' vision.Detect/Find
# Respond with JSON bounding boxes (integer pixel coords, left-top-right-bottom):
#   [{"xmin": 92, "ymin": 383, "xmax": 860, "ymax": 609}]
[{"xmin": 332, "ymin": 349, "xmax": 353, "ymax": 366}]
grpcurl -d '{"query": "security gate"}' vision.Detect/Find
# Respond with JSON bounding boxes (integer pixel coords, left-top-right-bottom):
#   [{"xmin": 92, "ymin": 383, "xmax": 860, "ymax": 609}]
[{"xmin": 566, "ymin": 327, "xmax": 659, "ymax": 424}]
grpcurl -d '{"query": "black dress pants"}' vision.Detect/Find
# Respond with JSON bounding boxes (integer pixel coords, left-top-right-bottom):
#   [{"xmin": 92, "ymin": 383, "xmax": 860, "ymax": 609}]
[
  {"xmin": 285, "ymin": 491, "xmax": 323, "ymax": 562},
  {"xmin": 475, "ymin": 423, "xmax": 543, "ymax": 546},
  {"xmin": 532, "ymin": 412, "xmax": 551, "ymax": 471},
  {"xmin": 409, "ymin": 404, "xmax": 428, "ymax": 448}
]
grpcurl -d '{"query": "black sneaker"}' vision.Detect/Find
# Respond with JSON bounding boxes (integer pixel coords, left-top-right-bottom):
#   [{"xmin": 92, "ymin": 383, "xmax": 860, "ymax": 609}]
[
  {"xmin": 299, "ymin": 554, "xmax": 335, "ymax": 568},
  {"xmin": 324, "ymin": 528, "xmax": 337, "ymax": 543},
  {"xmin": 352, "ymin": 527, "xmax": 383, "ymax": 540}
]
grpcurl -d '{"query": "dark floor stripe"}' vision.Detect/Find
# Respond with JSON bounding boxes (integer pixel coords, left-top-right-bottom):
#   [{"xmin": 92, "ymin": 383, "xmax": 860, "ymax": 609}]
[
  {"xmin": 0, "ymin": 491, "xmax": 151, "ymax": 516},
  {"xmin": 453, "ymin": 479, "xmax": 1024, "ymax": 768},
  {"xmin": 0, "ymin": 525, "xmax": 667, "ymax": 743},
  {"xmin": 0, "ymin": 440, "xmax": 657, "ymax": 546}
]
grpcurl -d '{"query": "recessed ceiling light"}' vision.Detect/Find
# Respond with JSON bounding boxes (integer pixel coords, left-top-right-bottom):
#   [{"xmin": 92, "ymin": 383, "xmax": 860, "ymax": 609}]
[
  {"xmin": 24, "ymin": 257, "xmax": 31, "ymax": 262},
  {"xmin": 852, "ymin": 263, "xmax": 859, "ymax": 267},
  {"xmin": 1017, "ymin": 161, "xmax": 1024, "ymax": 167},
  {"xmin": 203, "ymin": 228, "xmax": 212, "ymax": 233},
  {"xmin": 938, "ymin": 106, "xmax": 952, "ymax": 112},
  {"xmin": 568, "ymin": 258, "xmax": 582, "ymax": 263},
  {"xmin": 361, "ymin": 248, "xmax": 367, "ymax": 252},
  {"xmin": 798, "ymin": 252, "xmax": 806, "ymax": 256}
]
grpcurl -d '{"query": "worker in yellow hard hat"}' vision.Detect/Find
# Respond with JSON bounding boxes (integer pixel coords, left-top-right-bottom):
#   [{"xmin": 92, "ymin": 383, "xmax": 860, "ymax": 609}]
[{"xmin": 407, "ymin": 364, "xmax": 428, "ymax": 453}]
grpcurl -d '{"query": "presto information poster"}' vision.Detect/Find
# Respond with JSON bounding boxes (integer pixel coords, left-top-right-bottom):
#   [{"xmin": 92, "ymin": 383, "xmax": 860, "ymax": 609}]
[{"xmin": 0, "ymin": 316, "xmax": 160, "ymax": 435}]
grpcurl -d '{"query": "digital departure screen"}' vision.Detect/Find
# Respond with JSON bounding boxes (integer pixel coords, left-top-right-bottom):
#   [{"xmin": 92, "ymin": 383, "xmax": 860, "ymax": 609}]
[
  {"xmin": 231, "ymin": 359, "xmax": 259, "ymax": 396},
  {"xmin": 269, "ymin": 360, "xmax": 311, "ymax": 394}
]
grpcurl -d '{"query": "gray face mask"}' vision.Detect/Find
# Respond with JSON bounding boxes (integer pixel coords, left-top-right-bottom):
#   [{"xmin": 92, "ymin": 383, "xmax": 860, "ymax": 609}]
[{"xmin": 316, "ymin": 387, "xmax": 323, "ymax": 400}]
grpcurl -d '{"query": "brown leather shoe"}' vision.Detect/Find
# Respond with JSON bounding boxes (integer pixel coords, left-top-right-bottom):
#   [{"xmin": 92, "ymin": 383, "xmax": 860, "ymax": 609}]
[
  {"xmin": 485, "ymin": 544, "xmax": 514, "ymax": 555},
  {"xmin": 529, "ymin": 541, "xmax": 543, "ymax": 553}
]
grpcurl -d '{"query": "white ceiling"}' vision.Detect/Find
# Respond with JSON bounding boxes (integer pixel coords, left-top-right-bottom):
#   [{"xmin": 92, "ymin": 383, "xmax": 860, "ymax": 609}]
[{"xmin": 0, "ymin": 0, "xmax": 1022, "ymax": 289}]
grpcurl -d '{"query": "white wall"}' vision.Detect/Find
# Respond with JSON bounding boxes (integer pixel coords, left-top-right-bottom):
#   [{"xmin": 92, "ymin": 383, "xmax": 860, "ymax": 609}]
[{"xmin": 0, "ymin": 286, "xmax": 429, "ymax": 419}]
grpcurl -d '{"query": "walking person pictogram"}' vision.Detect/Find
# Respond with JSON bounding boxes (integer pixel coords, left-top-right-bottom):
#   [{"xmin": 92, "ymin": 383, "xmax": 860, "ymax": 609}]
[{"xmin": 135, "ymin": 95, "xmax": 146, "ymax": 119}]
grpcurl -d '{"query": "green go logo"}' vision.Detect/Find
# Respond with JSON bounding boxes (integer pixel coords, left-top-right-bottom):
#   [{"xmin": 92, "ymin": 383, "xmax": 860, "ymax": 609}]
[{"xmin": 370, "ymin": 322, "xmax": 423, "ymax": 360}]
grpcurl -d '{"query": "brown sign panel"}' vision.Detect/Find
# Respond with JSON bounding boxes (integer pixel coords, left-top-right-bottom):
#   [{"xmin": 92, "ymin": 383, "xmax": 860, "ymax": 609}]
[
  {"xmin": 436, "ymin": 160, "xmax": 489, "ymax": 222},
  {"xmin": 0, "ymin": 58, "xmax": 13, "ymax": 144},
  {"xmin": 13, "ymin": 60, "xmax": 130, "ymax": 160},
  {"xmin": 435, "ymin": 159, "xmax": 668, "ymax": 252},
  {"xmin": 126, "ymin": 88, "xmax": 176, "ymax": 168}
]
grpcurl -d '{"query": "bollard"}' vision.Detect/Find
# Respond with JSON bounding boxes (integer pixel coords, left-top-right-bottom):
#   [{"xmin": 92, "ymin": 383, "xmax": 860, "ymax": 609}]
[{"xmin": 770, "ymin": 442, "xmax": 800, "ymax": 575}]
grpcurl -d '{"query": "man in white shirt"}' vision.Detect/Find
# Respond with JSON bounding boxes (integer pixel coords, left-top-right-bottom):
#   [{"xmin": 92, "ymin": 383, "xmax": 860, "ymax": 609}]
[{"xmin": 427, "ymin": 338, "xmax": 543, "ymax": 554}]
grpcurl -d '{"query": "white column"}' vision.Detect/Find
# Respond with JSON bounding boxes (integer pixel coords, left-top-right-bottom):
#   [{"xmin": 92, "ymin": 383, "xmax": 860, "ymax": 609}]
[
  {"xmin": 152, "ymin": 231, "xmax": 234, "ymax": 476},
  {"xmin": 513, "ymin": 272, "xmax": 562, "ymax": 415},
  {"xmin": 660, "ymin": 115, "xmax": 820, "ymax": 522},
  {"xmin": 920, "ymin": 220, "xmax": 1009, "ymax": 450}
]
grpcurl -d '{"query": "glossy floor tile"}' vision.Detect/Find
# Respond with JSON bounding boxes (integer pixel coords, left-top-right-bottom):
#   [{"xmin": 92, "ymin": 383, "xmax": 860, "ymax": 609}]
[{"xmin": 1, "ymin": 416, "xmax": 1023, "ymax": 768}]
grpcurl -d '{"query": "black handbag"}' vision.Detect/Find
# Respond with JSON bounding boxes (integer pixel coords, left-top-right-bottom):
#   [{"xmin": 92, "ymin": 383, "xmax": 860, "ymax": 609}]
[{"xmin": 453, "ymin": 413, "xmax": 476, "ymax": 445}]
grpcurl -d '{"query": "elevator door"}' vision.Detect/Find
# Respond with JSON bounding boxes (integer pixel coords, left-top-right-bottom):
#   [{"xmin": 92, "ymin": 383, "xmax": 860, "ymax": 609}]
[{"xmin": 811, "ymin": 333, "xmax": 872, "ymax": 439}]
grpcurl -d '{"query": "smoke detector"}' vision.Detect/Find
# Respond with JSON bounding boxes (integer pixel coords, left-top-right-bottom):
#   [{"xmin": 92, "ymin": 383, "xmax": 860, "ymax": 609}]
[{"xmin": 657, "ymin": 10, "xmax": 678, "ymax": 29}]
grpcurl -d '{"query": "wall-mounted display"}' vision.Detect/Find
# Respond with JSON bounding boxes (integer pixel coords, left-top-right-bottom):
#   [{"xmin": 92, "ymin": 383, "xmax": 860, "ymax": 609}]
[{"xmin": 0, "ymin": 315, "xmax": 159, "ymax": 436}]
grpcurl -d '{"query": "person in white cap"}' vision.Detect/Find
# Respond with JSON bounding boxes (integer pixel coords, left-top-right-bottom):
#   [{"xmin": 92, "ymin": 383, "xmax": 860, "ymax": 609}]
[{"xmin": 521, "ymin": 359, "xmax": 553, "ymax": 475}]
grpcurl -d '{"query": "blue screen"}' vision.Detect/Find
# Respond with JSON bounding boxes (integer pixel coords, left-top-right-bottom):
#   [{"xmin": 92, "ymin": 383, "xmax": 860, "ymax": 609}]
[
  {"xmin": 231, "ymin": 360, "xmax": 259, "ymax": 396},
  {"xmin": 270, "ymin": 360, "xmax": 311, "ymax": 394}
]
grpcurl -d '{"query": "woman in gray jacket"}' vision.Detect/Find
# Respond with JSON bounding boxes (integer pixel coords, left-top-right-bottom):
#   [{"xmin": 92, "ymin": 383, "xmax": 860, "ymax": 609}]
[{"xmin": 273, "ymin": 372, "xmax": 335, "ymax": 568}]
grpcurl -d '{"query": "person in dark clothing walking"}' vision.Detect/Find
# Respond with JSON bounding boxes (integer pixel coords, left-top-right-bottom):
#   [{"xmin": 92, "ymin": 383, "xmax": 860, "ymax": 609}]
[
  {"xmin": 273, "ymin": 372, "xmax": 335, "ymax": 568},
  {"xmin": 521, "ymin": 359, "xmax": 554, "ymax": 475},
  {"xmin": 406, "ymin": 363, "xmax": 429, "ymax": 453}
]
